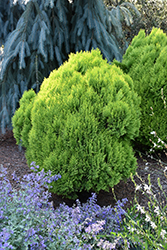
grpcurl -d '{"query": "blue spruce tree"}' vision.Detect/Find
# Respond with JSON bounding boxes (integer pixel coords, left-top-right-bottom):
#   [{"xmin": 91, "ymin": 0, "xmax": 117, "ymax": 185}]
[{"xmin": 0, "ymin": 0, "xmax": 140, "ymax": 134}]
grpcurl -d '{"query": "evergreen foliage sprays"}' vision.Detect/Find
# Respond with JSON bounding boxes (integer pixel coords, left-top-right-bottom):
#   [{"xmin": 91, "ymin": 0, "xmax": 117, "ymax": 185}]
[
  {"xmin": 114, "ymin": 28, "xmax": 167, "ymax": 151},
  {"xmin": 12, "ymin": 49, "xmax": 141, "ymax": 199}
]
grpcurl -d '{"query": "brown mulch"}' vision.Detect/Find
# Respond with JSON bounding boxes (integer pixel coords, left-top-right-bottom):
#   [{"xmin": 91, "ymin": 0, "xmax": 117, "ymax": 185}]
[{"xmin": 0, "ymin": 130, "xmax": 167, "ymax": 213}]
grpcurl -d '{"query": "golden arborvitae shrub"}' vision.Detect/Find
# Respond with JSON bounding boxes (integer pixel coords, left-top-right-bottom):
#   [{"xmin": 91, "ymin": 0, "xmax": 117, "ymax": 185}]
[
  {"xmin": 12, "ymin": 49, "xmax": 141, "ymax": 199},
  {"xmin": 114, "ymin": 28, "xmax": 167, "ymax": 151}
]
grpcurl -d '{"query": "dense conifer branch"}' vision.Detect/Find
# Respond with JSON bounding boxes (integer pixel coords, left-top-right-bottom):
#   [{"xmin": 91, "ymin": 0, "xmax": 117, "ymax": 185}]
[
  {"xmin": 0, "ymin": 1, "xmax": 25, "ymax": 46},
  {"xmin": 70, "ymin": 0, "xmax": 124, "ymax": 61},
  {"xmin": 0, "ymin": 0, "xmax": 139, "ymax": 133}
]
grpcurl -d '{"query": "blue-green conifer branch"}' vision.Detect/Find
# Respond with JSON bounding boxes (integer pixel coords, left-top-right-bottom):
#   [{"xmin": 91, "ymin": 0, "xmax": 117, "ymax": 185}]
[{"xmin": 0, "ymin": 0, "xmax": 140, "ymax": 134}]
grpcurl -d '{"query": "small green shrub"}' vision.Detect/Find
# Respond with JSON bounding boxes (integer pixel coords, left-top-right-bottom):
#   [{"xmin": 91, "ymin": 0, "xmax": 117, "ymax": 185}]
[
  {"xmin": 12, "ymin": 49, "xmax": 141, "ymax": 199},
  {"xmin": 113, "ymin": 28, "xmax": 167, "ymax": 151}
]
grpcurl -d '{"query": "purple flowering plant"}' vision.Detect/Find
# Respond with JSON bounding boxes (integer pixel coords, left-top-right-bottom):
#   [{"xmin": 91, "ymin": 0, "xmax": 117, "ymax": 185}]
[{"xmin": 0, "ymin": 162, "xmax": 128, "ymax": 250}]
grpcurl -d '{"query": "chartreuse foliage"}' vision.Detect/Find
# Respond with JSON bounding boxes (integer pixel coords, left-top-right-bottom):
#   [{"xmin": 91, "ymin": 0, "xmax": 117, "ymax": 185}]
[
  {"xmin": 12, "ymin": 49, "xmax": 141, "ymax": 199},
  {"xmin": 12, "ymin": 89, "xmax": 36, "ymax": 149},
  {"xmin": 114, "ymin": 28, "xmax": 167, "ymax": 150}
]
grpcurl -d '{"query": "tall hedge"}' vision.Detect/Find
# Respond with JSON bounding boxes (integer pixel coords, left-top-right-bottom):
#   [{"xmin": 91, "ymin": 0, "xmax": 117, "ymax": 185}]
[{"xmin": 12, "ymin": 49, "xmax": 141, "ymax": 199}]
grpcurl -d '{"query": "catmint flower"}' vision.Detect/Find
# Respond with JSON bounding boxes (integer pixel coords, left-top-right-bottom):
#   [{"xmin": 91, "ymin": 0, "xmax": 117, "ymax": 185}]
[
  {"xmin": 30, "ymin": 161, "xmax": 36, "ymax": 166},
  {"xmin": 85, "ymin": 220, "xmax": 105, "ymax": 234},
  {"xmin": 0, "ymin": 163, "xmax": 128, "ymax": 249},
  {"xmin": 11, "ymin": 171, "xmax": 20, "ymax": 182},
  {"xmin": 72, "ymin": 207, "xmax": 81, "ymax": 224},
  {"xmin": 0, "ymin": 209, "xmax": 4, "ymax": 219},
  {"xmin": 27, "ymin": 228, "xmax": 36, "ymax": 237}
]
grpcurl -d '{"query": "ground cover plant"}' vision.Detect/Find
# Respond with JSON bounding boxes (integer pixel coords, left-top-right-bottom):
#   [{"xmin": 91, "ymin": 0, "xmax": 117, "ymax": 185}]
[
  {"xmin": 113, "ymin": 27, "xmax": 167, "ymax": 151},
  {"xmin": 12, "ymin": 49, "xmax": 141, "ymax": 200},
  {"xmin": 0, "ymin": 162, "xmax": 129, "ymax": 250}
]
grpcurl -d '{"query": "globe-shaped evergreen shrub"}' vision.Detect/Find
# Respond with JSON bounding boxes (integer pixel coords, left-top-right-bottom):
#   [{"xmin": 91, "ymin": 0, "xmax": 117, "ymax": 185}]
[
  {"xmin": 12, "ymin": 49, "xmax": 141, "ymax": 199},
  {"xmin": 113, "ymin": 28, "xmax": 167, "ymax": 151}
]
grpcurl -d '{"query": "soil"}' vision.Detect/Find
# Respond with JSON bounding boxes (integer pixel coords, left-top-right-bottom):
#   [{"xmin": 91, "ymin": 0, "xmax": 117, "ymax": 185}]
[{"xmin": 0, "ymin": 129, "xmax": 167, "ymax": 213}]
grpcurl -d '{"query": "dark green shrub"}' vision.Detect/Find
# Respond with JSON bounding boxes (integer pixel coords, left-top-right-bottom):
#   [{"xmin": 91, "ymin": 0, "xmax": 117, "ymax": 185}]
[
  {"xmin": 114, "ymin": 28, "xmax": 167, "ymax": 150},
  {"xmin": 12, "ymin": 49, "xmax": 141, "ymax": 199}
]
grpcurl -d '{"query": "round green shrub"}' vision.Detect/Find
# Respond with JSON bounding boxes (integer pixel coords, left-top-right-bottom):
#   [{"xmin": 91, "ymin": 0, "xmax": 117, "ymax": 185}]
[
  {"xmin": 12, "ymin": 49, "xmax": 141, "ymax": 199},
  {"xmin": 114, "ymin": 28, "xmax": 167, "ymax": 151}
]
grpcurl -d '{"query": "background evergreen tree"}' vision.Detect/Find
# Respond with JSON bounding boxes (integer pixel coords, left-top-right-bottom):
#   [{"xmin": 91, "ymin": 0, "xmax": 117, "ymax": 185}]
[
  {"xmin": 0, "ymin": 1, "xmax": 26, "ymax": 47},
  {"xmin": 0, "ymin": 0, "xmax": 140, "ymax": 134}
]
